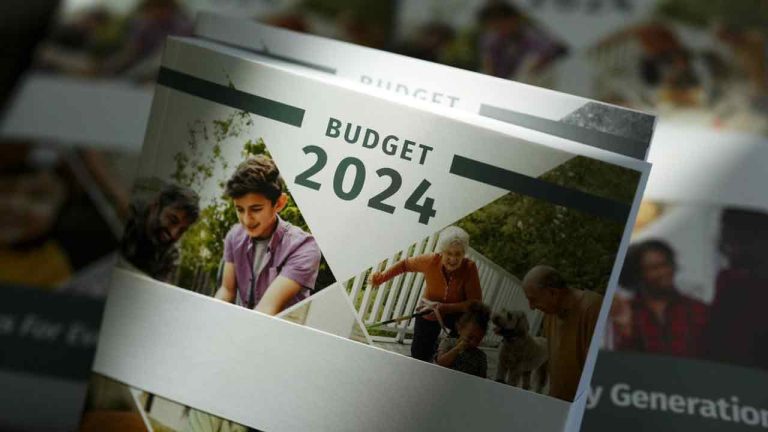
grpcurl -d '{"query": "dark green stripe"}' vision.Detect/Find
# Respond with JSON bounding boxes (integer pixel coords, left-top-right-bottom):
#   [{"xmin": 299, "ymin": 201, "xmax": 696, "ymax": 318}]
[
  {"xmin": 450, "ymin": 155, "xmax": 630, "ymax": 223},
  {"xmin": 479, "ymin": 104, "xmax": 648, "ymax": 160},
  {"xmin": 157, "ymin": 67, "xmax": 305, "ymax": 127}
]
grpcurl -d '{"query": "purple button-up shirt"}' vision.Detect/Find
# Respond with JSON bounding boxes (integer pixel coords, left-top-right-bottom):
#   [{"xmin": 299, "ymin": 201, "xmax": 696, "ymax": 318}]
[{"xmin": 223, "ymin": 216, "xmax": 321, "ymax": 310}]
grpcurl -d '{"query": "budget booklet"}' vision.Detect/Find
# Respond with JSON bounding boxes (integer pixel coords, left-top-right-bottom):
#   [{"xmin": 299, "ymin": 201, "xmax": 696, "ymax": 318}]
[{"xmin": 82, "ymin": 23, "xmax": 653, "ymax": 432}]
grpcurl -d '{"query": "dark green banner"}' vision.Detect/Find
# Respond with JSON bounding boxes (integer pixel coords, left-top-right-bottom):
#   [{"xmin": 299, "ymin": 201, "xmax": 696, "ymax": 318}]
[
  {"xmin": 583, "ymin": 350, "xmax": 768, "ymax": 431},
  {"xmin": 0, "ymin": 286, "xmax": 103, "ymax": 381}
]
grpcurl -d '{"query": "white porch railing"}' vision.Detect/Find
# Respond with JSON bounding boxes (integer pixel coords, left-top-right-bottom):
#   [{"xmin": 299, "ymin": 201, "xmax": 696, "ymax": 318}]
[{"xmin": 345, "ymin": 231, "xmax": 542, "ymax": 347}]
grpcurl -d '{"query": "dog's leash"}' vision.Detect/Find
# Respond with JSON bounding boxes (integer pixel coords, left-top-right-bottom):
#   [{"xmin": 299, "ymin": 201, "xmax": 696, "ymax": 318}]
[
  {"xmin": 365, "ymin": 299, "xmax": 450, "ymax": 336},
  {"xmin": 365, "ymin": 309, "xmax": 431, "ymax": 330},
  {"xmin": 419, "ymin": 298, "xmax": 450, "ymax": 336}
]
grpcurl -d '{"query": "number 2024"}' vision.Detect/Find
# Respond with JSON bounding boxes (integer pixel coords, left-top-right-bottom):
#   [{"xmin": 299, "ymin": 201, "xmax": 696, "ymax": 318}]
[{"xmin": 294, "ymin": 145, "xmax": 437, "ymax": 225}]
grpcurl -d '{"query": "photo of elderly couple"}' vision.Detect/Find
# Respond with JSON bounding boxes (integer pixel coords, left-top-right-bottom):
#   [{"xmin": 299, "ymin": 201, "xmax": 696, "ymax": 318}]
[{"xmin": 356, "ymin": 153, "xmax": 638, "ymax": 402}]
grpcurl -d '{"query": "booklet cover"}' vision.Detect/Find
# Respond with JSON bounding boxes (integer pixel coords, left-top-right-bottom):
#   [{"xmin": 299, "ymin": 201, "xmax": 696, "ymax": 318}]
[{"xmin": 84, "ymin": 25, "xmax": 651, "ymax": 431}]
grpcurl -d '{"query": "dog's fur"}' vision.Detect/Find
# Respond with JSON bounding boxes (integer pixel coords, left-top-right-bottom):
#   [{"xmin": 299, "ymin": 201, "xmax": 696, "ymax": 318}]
[{"xmin": 492, "ymin": 309, "xmax": 549, "ymax": 392}]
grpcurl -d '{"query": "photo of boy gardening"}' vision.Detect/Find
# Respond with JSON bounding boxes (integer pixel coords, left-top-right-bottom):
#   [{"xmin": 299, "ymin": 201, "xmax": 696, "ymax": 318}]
[
  {"xmin": 114, "ymin": 98, "xmax": 337, "ymax": 316},
  {"xmin": 214, "ymin": 155, "xmax": 322, "ymax": 316}
]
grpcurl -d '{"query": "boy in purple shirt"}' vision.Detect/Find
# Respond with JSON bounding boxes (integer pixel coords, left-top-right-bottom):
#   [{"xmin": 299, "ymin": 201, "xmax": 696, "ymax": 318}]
[{"xmin": 214, "ymin": 155, "xmax": 321, "ymax": 315}]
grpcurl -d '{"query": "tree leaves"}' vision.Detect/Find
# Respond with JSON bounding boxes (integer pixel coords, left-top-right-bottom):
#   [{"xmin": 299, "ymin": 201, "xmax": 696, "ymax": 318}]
[{"xmin": 454, "ymin": 157, "xmax": 638, "ymax": 293}]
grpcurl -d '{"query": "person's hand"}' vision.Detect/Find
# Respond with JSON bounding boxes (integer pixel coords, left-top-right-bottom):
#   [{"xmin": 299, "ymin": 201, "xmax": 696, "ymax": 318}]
[
  {"xmin": 369, "ymin": 271, "xmax": 384, "ymax": 287},
  {"xmin": 610, "ymin": 295, "xmax": 633, "ymax": 338},
  {"xmin": 421, "ymin": 302, "xmax": 443, "ymax": 320}
]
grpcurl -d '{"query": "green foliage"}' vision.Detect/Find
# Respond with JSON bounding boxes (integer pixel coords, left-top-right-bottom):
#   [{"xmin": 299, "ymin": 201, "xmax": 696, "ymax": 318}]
[
  {"xmin": 541, "ymin": 156, "xmax": 640, "ymax": 204},
  {"xmin": 172, "ymin": 109, "xmax": 335, "ymax": 293},
  {"xmin": 455, "ymin": 157, "xmax": 640, "ymax": 294}
]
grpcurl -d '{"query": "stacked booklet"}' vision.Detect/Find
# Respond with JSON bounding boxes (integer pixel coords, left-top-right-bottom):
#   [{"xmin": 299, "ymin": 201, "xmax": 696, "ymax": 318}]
[{"xmin": 83, "ymin": 15, "xmax": 654, "ymax": 432}]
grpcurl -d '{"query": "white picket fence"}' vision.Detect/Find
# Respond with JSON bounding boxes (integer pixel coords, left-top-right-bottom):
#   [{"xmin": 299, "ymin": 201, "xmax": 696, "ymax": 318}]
[{"xmin": 345, "ymin": 231, "xmax": 542, "ymax": 347}]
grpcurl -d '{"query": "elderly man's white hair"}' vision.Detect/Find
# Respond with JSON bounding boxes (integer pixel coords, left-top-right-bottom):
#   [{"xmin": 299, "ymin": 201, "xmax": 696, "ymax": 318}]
[{"xmin": 437, "ymin": 225, "xmax": 470, "ymax": 252}]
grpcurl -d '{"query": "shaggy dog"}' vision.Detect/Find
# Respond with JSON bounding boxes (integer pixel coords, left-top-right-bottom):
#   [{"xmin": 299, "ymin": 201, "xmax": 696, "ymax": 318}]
[{"xmin": 492, "ymin": 309, "xmax": 548, "ymax": 392}]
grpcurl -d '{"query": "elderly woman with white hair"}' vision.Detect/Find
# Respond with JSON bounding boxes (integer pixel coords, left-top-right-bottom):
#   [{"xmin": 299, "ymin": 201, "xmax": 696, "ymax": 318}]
[{"xmin": 370, "ymin": 225, "xmax": 483, "ymax": 362}]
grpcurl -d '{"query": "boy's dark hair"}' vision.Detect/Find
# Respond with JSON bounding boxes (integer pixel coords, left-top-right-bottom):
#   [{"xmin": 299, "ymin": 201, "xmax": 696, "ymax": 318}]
[
  {"xmin": 619, "ymin": 239, "xmax": 676, "ymax": 290},
  {"xmin": 157, "ymin": 183, "xmax": 200, "ymax": 222},
  {"xmin": 225, "ymin": 155, "xmax": 283, "ymax": 204},
  {"xmin": 458, "ymin": 301, "xmax": 492, "ymax": 332}
]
